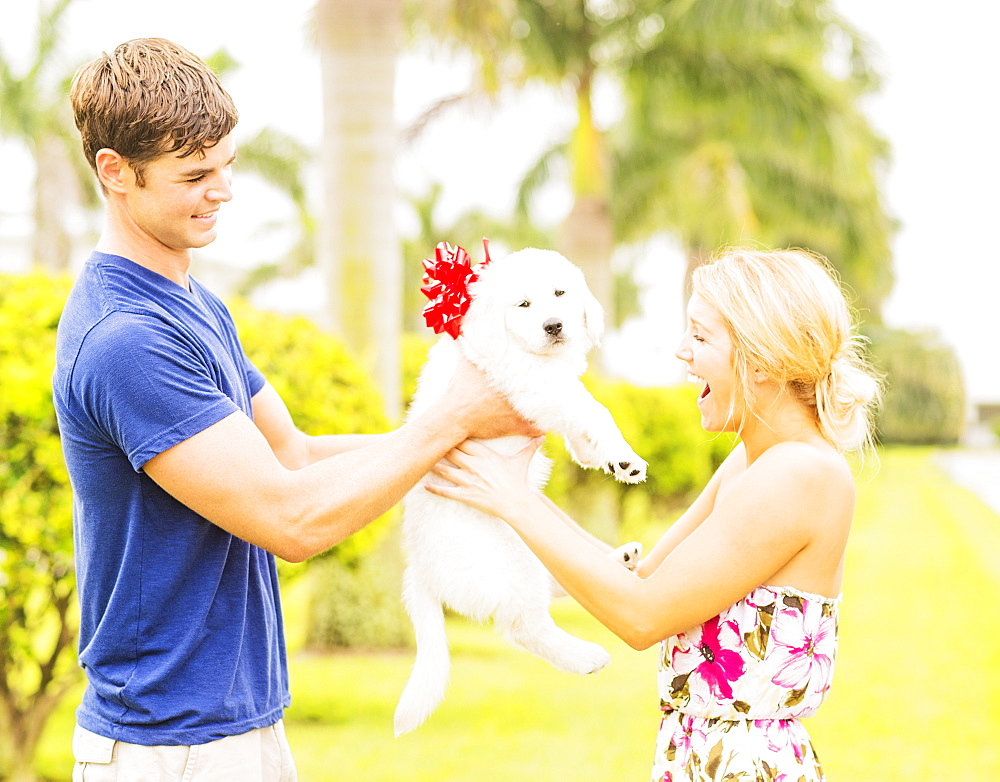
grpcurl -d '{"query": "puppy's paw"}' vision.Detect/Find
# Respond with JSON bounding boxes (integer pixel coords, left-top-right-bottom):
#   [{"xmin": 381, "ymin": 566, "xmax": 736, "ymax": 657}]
[
  {"xmin": 567, "ymin": 641, "xmax": 613, "ymax": 675},
  {"xmin": 609, "ymin": 541, "xmax": 643, "ymax": 571},
  {"xmin": 564, "ymin": 437, "xmax": 603, "ymax": 470},
  {"xmin": 605, "ymin": 454, "xmax": 647, "ymax": 484}
]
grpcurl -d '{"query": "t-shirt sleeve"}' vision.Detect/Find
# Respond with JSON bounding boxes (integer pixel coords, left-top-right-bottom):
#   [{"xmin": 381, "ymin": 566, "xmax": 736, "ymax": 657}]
[
  {"xmin": 244, "ymin": 352, "xmax": 267, "ymax": 398},
  {"xmin": 74, "ymin": 313, "xmax": 250, "ymax": 472}
]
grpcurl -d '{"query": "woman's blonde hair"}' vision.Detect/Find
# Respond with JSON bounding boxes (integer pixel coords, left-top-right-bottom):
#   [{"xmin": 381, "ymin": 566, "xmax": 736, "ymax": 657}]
[{"xmin": 691, "ymin": 248, "xmax": 882, "ymax": 453}]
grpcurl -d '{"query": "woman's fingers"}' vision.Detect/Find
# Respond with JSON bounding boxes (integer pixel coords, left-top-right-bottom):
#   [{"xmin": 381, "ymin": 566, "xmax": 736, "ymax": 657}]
[
  {"xmin": 429, "ymin": 458, "xmax": 461, "ymax": 484},
  {"xmin": 518, "ymin": 435, "xmax": 546, "ymax": 459},
  {"xmin": 427, "ymin": 435, "xmax": 545, "ymax": 508}
]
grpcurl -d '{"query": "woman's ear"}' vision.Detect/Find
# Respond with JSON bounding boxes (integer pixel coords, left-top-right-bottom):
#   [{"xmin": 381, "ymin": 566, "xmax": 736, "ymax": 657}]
[{"xmin": 95, "ymin": 148, "xmax": 130, "ymax": 194}]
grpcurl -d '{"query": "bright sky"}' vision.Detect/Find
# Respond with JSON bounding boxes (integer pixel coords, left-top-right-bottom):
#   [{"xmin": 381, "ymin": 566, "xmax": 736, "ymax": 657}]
[{"xmin": 2, "ymin": 0, "xmax": 998, "ymax": 402}]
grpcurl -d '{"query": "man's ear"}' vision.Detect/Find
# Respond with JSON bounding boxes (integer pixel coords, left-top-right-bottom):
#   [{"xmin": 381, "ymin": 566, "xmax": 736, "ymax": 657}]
[{"xmin": 95, "ymin": 148, "xmax": 130, "ymax": 194}]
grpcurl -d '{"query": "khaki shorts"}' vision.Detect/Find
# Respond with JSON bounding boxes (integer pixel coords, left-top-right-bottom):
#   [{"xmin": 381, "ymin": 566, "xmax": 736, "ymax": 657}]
[{"xmin": 72, "ymin": 721, "xmax": 298, "ymax": 782}]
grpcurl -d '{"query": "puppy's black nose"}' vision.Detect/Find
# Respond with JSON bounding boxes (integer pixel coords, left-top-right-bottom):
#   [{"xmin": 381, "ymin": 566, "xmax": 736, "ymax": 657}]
[{"xmin": 543, "ymin": 318, "xmax": 563, "ymax": 336}]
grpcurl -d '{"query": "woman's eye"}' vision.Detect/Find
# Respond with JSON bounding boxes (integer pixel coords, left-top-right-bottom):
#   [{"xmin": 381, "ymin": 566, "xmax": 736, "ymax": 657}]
[
  {"xmin": 517, "ymin": 300, "xmax": 531, "ymax": 308},
  {"xmin": 554, "ymin": 289, "xmax": 565, "ymax": 297}
]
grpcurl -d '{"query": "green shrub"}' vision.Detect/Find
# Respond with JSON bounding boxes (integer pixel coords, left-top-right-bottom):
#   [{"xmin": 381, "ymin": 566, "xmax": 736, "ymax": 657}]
[
  {"xmin": 864, "ymin": 326, "xmax": 965, "ymax": 445},
  {"xmin": 304, "ymin": 529, "xmax": 413, "ymax": 650},
  {"xmin": 297, "ymin": 330, "xmax": 433, "ymax": 651},
  {"xmin": 401, "ymin": 331, "xmax": 434, "ymax": 411},
  {"xmin": 230, "ymin": 301, "xmax": 417, "ymax": 649},
  {"xmin": 401, "ymin": 333, "xmax": 733, "ymax": 524},
  {"xmin": 545, "ymin": 378, "xmax": 735, "ymax": 542},
  {"xmin": 0, "ymin": 272, "xmax": 79, "ymax": 781},
  {"xmin": 230, "ymin": 300, "xmax": 389, "ymax": 439},
  {"xmin": 230, "ymin": 300, "xmax": 394, "ymax": 567}
]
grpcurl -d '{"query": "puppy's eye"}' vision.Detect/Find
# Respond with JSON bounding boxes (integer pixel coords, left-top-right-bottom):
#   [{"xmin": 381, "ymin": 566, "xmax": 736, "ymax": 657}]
[
  {"xmin": 554, "ymin": 289, "xmax": 565, "ymax": 297},
  {"xmin": 517, "ymin": 300, "xmax": 531, "ymax": 308}
]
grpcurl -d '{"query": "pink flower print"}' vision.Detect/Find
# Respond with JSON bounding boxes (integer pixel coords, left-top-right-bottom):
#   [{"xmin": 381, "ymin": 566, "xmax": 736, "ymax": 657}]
[
  {"xmin": 672, "ymin": 615, "xmax": 746, "ymax": 701},
  {"xmin": 741, "ymin": 585, "xmax": 778, "ymax": 612},
  {"xmin": 770, "ymin": 598, "xmax": 835, "ymax": 695},
  {"xmin": 754, "ymin": 718, "xmax": 794, "ymax": 756},
  {"xmin": 671, "ymin": 715, "xmax": 707, "ymax": 769},
  {"xmin": 721, "ymin": 590, "xmax": 763, "ymax": 638},
  {"xmin": 753, "ymin": 719, "xmax": 808, "ymax": 769}
]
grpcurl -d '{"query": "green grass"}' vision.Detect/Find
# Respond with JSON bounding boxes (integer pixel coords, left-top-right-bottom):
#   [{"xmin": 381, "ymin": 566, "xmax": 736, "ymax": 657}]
[
  {"xmin": 808, "ymin": 447, "xmax": 1000, "ymax": 780},
  {"xmin": 33, "ymin": 447, "xmax": 1000, "ymax": 780}
]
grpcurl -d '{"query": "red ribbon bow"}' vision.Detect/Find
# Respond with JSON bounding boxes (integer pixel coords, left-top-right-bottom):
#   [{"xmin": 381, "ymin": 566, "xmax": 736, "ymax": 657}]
[{"xmin": 420, "ymin": 238, "xmax": 493, "ymax": 339}]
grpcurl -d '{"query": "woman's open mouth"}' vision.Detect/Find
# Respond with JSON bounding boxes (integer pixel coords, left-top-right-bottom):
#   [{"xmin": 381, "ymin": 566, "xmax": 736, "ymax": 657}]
[{"xmin": 689, "ymin": 373, "xmax": 710, "ymax": 400}]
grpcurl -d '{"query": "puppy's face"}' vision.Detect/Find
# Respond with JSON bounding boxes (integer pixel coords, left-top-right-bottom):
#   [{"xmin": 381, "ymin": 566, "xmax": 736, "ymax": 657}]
[{"xmin": 463, "ymin": 248, "xmax": 604, "ymax": 357}]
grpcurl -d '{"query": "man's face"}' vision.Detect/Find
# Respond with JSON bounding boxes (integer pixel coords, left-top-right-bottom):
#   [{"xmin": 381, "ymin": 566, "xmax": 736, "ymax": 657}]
[{"xmin": 120, "ymin": 134, "xmax": 236, "ymax": 254}]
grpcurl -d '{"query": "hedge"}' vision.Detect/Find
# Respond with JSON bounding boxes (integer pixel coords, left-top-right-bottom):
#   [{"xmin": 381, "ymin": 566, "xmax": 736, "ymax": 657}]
[
  {"xmin": 864, "ymin": 325, "xmax": 965, "ymax": 445},
  {"xmin": 0, "ymin": 272, "xmax": 78, "ymax": 780},
  {"xmin": 0, "ymin": 271, "xmax": 741, "ymax": 661}
]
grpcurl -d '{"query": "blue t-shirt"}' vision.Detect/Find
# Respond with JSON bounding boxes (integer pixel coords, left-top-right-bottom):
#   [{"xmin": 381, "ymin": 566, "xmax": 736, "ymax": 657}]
[{"xmin": 53, "ymin": 251, "xmax": 290, "ymax": 745}]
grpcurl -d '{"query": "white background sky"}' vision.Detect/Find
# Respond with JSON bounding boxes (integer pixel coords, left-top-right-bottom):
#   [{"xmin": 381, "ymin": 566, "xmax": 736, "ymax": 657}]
[{"xmin": 2, "ymin": 0, "xmax": 998, "ymax": 403}]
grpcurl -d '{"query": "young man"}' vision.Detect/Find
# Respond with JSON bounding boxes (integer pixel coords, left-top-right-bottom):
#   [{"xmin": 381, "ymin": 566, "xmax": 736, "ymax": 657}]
[{"xmin": 55, "ymin": 38, "xmax": 533, "ymax": 780}]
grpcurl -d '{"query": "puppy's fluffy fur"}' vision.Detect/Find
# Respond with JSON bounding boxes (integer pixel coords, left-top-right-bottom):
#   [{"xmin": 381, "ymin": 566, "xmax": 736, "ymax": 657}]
[{"xmin": 394, "ymin": 248, "xmax": 647, "ymax": 736}]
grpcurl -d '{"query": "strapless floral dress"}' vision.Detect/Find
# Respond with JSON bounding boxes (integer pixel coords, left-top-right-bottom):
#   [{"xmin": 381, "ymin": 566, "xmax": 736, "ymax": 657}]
[{"xmin": 650, "ymin": 585, "xmax": 839, "ymax": 781}]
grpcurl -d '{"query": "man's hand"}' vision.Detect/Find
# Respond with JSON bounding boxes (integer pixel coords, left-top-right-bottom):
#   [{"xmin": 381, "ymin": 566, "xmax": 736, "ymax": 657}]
[{"xmin": 439, "ymin": 357, "xmax": 543, "ymax": 440}]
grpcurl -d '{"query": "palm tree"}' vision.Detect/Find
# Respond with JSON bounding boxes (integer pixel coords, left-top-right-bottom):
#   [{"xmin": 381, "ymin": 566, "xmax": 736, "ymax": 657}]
[
  {"xmin": 414, "ymin": 0, "xmax": 621, "ymax": 331},
  {"xmin": 411, "ymin": 0, "xmax": 894, "ymax": 325},
  {"xmin": 611, "ymin": 0, "xmax": 894, "ymax": 319},
  {"xmin": 231, "ymin": 127, "xmax": 317, "ymax": 297},
  {"xmin": 0, "ymin": 0, "xmax": 99, "ymax": 272},
  {"xmin": 315, "ymin": 0, "xmax": 404, "ymax": 420}
]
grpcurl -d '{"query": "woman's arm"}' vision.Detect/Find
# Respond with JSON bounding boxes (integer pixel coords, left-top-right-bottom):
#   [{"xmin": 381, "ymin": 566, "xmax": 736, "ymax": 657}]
[
  {"xmin": 536, "ymin": 442, "xmax": 743, "ymax": 564},
  {"xmin": 427, "ymin": 438, "xmax": 851, "ymax": 650},
  {"xmin": 538, "ymin": 495, "xmax": 616, "ymax": 553},
  {"xmin": 634, "ymin": 444, "xmax": 742, "ymax": 576}
]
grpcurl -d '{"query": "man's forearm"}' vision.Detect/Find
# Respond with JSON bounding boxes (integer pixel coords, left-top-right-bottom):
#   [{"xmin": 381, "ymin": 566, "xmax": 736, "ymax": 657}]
[
  {"xmin": 271, "ymin": 410, "xmax": 470, "ymax": 561},
  {"xmin": 301, "ymin": 432, "xmax": 389, "ymax": 466}
]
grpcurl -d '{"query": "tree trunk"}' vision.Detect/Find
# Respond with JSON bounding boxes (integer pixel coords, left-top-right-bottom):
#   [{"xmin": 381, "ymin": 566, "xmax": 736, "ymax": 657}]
[
  {"xmin": 559, "ymin": 196, "xmax": 614, "ymax": 340},
  {"xmin": 558, "ymin": 75, "xmax": 614, "ymax": 372},
  {"xmin": 316, "ymin": 0, "xmax": 403, "ymax": 421},
  {"xmin": 32, "ymin": 133, "xmax": 77, "ymax": 273},
  {"xmin": 0, "ymin": 703, "xmax": 44, "ymax": 782},
  {"xmin": 0, "ymin": 589, "xmax": 79, "ymax": 782}
]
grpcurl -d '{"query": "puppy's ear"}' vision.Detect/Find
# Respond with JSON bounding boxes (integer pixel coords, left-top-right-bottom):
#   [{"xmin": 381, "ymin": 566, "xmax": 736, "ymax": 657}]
[
  {"xmin": 459, "ymin": 274, "xmax": 507, "ymax": 361},
  {"xmin": 582, "ymin": 287, "xmax": 605, "ymax": 349}
]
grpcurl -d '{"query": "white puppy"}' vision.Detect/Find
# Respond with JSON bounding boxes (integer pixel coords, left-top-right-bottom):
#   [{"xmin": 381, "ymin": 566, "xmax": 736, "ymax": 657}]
[{"xmin": 394, "ymin": 247, "xmax": 647, "ymax": 736}]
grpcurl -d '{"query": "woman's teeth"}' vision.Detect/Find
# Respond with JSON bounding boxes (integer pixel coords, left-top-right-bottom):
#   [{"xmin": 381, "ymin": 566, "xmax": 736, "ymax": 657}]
[{"xmin": 688, "ymin": 373, "xmax": 710, "ymax": 399}]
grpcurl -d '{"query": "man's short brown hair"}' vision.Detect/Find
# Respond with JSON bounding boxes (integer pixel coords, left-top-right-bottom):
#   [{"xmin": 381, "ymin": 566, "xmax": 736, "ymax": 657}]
[{"xmin": 70, "ymin": 38, "xmax": 238, "ymax": 185}]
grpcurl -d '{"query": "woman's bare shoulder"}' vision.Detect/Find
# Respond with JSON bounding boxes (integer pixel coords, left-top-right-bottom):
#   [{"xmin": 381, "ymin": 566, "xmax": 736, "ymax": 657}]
[{"xmin": 748, "ymin": 440, "xmax": 855, "ymax": 515}]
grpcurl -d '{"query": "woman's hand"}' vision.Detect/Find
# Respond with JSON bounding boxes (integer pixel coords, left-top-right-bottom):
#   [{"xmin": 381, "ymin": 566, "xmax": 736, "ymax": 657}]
[{"xmin": 425, "ymin": 436, "xmax": 546, "ymax": 522}]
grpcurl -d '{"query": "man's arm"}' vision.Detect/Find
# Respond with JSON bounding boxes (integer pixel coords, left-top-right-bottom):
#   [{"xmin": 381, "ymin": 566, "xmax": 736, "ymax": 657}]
[
  {"xmin": 250, "ymin": 382, "xmax": 386, "ymax": 470},
  {"xmin": 144, "ymin": 358, "xmax": 535, "ymax": 562}
]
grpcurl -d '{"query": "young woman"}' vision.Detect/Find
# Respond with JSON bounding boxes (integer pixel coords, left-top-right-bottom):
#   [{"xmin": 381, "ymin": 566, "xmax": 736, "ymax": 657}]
[{"xmin": 426, "ymin": 249, "xmax": 881, "ymax": 781}]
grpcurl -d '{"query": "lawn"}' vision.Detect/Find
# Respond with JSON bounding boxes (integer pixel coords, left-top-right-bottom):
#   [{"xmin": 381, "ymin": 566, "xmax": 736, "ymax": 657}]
[{"xmin": 33, "ymin": 447, "xmax": 1000, "ymax": 780}]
